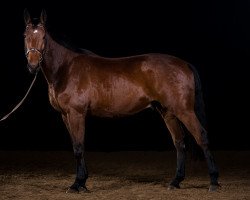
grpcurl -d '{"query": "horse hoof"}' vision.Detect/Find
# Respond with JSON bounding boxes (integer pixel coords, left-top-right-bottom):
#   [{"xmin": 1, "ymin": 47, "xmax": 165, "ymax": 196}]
[
  {"xmin": 66, "ymin": 187, "xmax": 79, "ymax": 193},
  {"xmin": 167, "ymin": 184, "xmax": 180, "ymax": 190},
  {"xmin": 209, "ymin": 184, "xmax": 221, "ymax": 192},
  {"xmin": 66, "ymin": 186, "xmax": 90, "ymax": 193},
  {"xmin": 79, "ymin": 186, "xmax": 91, "ymax": 193}
]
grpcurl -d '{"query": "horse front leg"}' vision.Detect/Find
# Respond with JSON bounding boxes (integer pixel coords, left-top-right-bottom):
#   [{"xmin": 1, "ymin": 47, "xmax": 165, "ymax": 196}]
[
  {"xmin": 62, "ymin": 108, "xmax": 89, "ymax": 193},
  {"xmin": 69, "ymin": 143, "xmax": 89, "ymax": 193}
]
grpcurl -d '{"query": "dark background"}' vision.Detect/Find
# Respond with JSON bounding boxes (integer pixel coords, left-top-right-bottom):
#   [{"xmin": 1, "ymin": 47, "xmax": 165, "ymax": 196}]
[{"xmin": 0, "ymin": 1, "xmax": 249, "ymax": 151}]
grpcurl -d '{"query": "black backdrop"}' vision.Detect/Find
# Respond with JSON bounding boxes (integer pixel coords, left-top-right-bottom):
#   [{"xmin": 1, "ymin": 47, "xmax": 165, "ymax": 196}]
[{"xmin": 0, "ymin": 1, "xmax": 249, "ymax": 151}]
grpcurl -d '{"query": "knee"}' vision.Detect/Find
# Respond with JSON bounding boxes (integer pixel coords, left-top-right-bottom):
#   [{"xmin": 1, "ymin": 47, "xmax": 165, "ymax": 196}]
[
  {"xmin": 175, "ymin": 140, "xmax": 185, "ymax": 151},
  {"xmin": 73, "ymin": 144, "xmax": 83, "ymax": 158}
]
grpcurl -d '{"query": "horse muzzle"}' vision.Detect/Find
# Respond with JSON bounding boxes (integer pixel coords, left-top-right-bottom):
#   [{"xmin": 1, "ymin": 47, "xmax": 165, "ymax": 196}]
[
  {"xmin": 27, "ymin": 63, "xmax": 40, "ymax": 74},
  {"xmin": 26, "ymin": 48, "xmax": 43, "ymax": 73}
]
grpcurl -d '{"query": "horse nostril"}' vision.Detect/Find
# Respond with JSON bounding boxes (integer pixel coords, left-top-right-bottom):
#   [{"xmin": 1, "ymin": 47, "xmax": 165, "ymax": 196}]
[
  {"xmin": 27, "ymin": 63, "xmax": 38, "ymax": 74},
  {"xmin": 28, "ymin": 62, "xmax": 37, "ymax": 68},
  {"xmin": 27, "ymin": 61, "xmax": 39, "ymax": 71}
]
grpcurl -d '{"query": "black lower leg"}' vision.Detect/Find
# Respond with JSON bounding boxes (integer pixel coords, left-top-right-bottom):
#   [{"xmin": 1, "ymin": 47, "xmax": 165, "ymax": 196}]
[
  {"xmin": 170, "ymin": 141, "xmax": 186, "ymax": 188},
  {"xmin": 203, "ymin": 146, "xmax": 219, "ymax": 186},
  {"xmin": 70, "ymin": 143, "xmax": 88, "ymax": 191}
]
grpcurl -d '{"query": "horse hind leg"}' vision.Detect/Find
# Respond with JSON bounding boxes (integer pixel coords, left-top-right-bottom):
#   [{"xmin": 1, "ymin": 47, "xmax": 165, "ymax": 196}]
[
  {"xmin": 160, "ymin": 111, "xmax": 186, "ymax": 189},
  {"xmin": 177, "ymin": 110, "xmax": 220, "ymax": 191}
]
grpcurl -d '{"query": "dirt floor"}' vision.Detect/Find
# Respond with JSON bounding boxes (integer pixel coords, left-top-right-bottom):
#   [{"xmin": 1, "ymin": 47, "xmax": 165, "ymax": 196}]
[{"xmin": 0, "ymin": 151, "xmax": 250, "ymax": 200}]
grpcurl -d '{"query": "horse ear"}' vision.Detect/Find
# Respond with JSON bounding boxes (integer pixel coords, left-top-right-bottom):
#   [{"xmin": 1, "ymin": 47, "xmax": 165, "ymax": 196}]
[
  {"xmin": 24, "ymin": 9, "xmax": 31, "ymax": 25},
  {"xmin": 40, "ymin": 9, "xmax": 47, "ymax": 25}
]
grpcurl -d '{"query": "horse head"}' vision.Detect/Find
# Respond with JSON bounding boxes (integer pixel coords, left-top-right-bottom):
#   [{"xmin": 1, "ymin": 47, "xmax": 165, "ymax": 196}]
[{"xmin": 23, "ymin": 9, "xmax": 47, "ymax": 73}]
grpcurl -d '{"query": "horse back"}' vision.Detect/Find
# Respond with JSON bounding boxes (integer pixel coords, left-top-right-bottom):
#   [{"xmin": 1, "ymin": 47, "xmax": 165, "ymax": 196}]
[{"xmin": 55, "ymin": 53, "xmax": 194, "ymax": 116}]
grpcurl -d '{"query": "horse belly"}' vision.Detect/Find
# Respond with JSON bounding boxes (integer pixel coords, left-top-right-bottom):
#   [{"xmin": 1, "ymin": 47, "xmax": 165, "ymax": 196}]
[{"xmin": 90, "ymin": 82, "xmax": 151, "ymax": 117}]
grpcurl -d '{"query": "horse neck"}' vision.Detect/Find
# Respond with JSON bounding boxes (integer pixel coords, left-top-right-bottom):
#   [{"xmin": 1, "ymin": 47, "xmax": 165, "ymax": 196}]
[{"xmin": 42, "ymin": 33, "xmax": 78, "ymax": 84}]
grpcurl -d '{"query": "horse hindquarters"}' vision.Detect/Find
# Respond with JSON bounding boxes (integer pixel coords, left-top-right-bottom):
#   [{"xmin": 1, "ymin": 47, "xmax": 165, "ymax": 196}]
[{"xmin": 166, "ymin": 64, "xmax": 219, "ymax": 191}]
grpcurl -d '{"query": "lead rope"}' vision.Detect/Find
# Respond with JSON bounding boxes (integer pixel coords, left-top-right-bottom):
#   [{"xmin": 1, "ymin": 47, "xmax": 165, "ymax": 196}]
[{"xmin": 0, "ymin": 71, "xmax": 38, "ymax": 122}]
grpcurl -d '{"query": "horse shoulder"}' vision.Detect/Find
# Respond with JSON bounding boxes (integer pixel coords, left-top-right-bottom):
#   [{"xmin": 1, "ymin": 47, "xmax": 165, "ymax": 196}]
[
  {"xmin": 52, "ymin": 63, "xmax": 92, "ymax": 114},
  {"xmin": 48, "ymin": 84, "xmax": 87, "ymax": 115}
]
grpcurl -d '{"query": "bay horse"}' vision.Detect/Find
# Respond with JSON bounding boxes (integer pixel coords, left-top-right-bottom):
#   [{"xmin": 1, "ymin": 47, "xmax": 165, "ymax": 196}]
[{"xmin": 23, "ymin": 10, "xmax": 219, "ymax": 192}]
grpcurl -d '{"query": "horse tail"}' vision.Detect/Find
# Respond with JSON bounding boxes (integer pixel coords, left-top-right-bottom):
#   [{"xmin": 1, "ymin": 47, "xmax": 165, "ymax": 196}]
[
  {"xmin": 186, "ymin": 64, "xmax": 208, "ymax": 160},
  {"xmin": 189, "ymin": 64, "xmax": 207, "ymax": 130}
]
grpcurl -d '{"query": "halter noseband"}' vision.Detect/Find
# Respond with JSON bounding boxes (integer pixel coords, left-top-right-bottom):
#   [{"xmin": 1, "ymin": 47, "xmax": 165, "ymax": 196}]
[{"xmin": 26, "ymin": 48, "xmax": 43, "ymax": 63}]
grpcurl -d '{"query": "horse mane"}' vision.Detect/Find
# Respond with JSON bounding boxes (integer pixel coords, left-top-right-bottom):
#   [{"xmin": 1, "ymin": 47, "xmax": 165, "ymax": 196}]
[
  {"xmin": 28, "ymin": 17, "xmax": 95, "ymax": 55},
  {"xmin": 46, "ymin": 26, "xmax": 96, "ymax": 55},
  {"xmin": 77, "ymin": 48, "xmax": 96, "ymax": 55},
  {"xmin": 50, "ymin": 34, "xmax": 95, "ymax": 55}
]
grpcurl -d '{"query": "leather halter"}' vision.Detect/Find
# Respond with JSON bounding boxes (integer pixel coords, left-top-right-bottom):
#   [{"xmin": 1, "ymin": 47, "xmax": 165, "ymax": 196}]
[{"xmin": 26, "ymin": 48, "xmax": 43, "ymax": 63}]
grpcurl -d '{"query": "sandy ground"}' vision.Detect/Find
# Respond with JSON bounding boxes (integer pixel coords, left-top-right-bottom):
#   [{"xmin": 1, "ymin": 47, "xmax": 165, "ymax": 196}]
[{"xmin": 0, "ymin": 151, "xmax": 250, "ymax": 200}]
